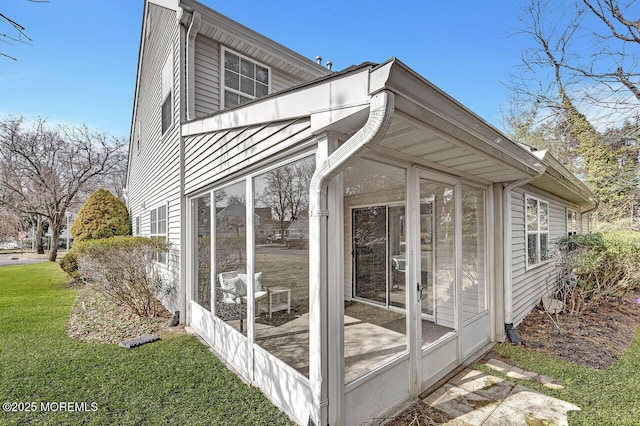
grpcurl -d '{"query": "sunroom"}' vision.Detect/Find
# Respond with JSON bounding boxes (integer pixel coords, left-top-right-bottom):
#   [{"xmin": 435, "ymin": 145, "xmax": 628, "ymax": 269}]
[{"xmin": 183, "ymin": 59, "xmax": 545, "ymax": 426}]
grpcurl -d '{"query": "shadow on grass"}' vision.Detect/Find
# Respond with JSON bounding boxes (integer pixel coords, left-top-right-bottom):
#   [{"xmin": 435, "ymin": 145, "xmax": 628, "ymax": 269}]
[{"xmin": 0, "ymin": 262, "xmax": 293, "ymax": 425}]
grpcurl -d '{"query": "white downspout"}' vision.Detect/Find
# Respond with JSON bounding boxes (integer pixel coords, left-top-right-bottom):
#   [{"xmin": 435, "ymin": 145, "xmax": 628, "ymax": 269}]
[
  {"xmin": 502, "ymin": 178, "xmax": 533, "ymax": 330},
  {"xmin": 308, "ymin": 90, "xmax": 394, "ymax": 426},
  {"xmin": 185, "ymin": 10, "xmax": 201, "ymax": 121}
]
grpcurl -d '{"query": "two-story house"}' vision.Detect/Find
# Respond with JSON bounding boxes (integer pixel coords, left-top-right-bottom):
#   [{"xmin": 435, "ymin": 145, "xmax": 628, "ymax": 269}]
[{"xmin": 126, "ymin": 1, "xmax": 597, "ymax": 424}]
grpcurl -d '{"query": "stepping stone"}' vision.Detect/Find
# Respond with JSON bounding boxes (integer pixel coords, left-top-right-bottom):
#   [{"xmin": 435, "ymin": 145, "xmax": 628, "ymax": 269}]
[
  {"xmin": 119, "ymin": 334, "xmax": 160, "ymax": 349},
  {"xmin": 485, "ymin": 358, "xmax": 511, "ymax": 373},
  {"xmin": 449, "ymin": 369, "xmax": 514, "ymax": 401},
  {"xmin": 485, "ymin": 384, "xmax": 579, "ymax": 426},
  {"xmin": 422, "ymin": 383, "xmax": 497, "ymax": 425}
]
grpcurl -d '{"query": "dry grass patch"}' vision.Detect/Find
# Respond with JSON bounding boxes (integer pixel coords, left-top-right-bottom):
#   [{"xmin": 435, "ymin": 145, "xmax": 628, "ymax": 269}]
[{"xmin": 67, "ymin": 285, "xmax": 174, "ymax": 344}]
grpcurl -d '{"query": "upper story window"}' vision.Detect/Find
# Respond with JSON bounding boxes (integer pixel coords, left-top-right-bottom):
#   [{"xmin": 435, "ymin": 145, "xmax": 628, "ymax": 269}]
[
  {"xmin": 150, "ymin": 204, "xmax": 168, "ymax": 264},
  {"xmin": 567, "ymin": 209, "xmax": 578, "ymax": 236},
  {"xmin": 161, "ymin": 55, "xmax": 173, "ymax": 135},
  {"xmin": 222, "ymin": 48, "xmax": 270, "ymax": 109},
  {"xmin": 526, "ymin": 195, "xmax": 549, "ymax": 267}
]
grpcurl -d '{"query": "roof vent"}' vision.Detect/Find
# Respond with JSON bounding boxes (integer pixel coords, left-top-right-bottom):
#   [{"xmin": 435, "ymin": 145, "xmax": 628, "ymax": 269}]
[
  {"xmin": 326, "ymin": 61, "xmax": 333, "ymax": 71},
  {"xmin": 316, "ymin": 55, "xmax": 322, "ymax": 65}
]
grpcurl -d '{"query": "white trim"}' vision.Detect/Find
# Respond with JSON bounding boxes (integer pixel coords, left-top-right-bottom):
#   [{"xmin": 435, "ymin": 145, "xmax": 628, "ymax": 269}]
[
  {"xmin": 149, "ymin": 202, "xmax": 169, "ymax": 264},
  {"xmin": 567, "ymin": 207, "xmax": 579, "ymax": 236},
  {"xmin": 220, "ymin": 46, "xmax": 272, "ymax": 110},
  {"xmin": 524, "ymin": 194, "xmax": 551, "ymax": 270}
]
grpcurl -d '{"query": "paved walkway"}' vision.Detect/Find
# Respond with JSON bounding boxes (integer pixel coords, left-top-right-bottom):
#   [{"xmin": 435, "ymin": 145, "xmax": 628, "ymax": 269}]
[
  {"xmin": 0, "ymin": 252, "xmax": 50, "ymax": 266},
  {"xmin": 400, "ymin": 358, "xmax": 579, "ymax": 425}
]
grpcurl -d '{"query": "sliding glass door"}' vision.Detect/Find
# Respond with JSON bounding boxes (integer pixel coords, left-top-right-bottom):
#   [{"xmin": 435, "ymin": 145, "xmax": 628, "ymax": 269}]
[{"xmin": 352, "ymin": 204, "xmax": 406, "ymax": 309}]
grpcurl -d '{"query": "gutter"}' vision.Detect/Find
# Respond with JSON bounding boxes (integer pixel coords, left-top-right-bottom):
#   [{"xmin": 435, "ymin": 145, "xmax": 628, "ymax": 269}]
[
  {"xmin": 185, "ymin": 10, "xmax": 201, "ymax": 121},
  {"xmin": 502, "ymin": 177, "xmax": 534, "ymax": 333},
  {"xmin": 307, "ymin": 89, "xmax": 394, "ymax": 425}
]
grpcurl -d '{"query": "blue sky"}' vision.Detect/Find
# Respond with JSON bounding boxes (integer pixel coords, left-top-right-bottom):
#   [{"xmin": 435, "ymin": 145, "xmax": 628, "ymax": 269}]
[{"xmin": 1, "ymin": 1, "xmax": 531, "ymax": 139}]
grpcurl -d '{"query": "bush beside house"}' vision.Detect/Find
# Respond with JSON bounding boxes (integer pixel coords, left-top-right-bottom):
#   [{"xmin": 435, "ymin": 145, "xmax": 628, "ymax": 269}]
[
  {"xmin": 553, "ymin": 231, "xmax": 640, "ymax": 314},
  {"xmin": 74, "ymin": 236, "xmax": 170, "ymax": 318},
  {"xmin": 60, "ymin": 189, "xmax": 130, "ymax": 279}
]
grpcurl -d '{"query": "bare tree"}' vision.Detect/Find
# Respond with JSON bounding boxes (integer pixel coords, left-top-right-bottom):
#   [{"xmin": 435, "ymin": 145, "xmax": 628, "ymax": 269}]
[
  {"xmin": 0, "ymin": 207, "xmax": 24, "ymax": 245},
  {"xmin": 505, "ymin": 0, "xmax": 639, "ymax": 224},
  {"xmin": 1, "ymin": 0, "xmax": 48, "ymax": 61},
  {"xmin": 258, "ymin": 158, "xmax": 314, "ymax": 237},
  {"xmin": 0, "ymin": 116, "xmax": 126, "ymax": 261}
]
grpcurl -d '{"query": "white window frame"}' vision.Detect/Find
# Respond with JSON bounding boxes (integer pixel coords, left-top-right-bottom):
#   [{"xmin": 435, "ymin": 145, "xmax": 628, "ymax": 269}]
[
  {"xmin": 567, "ymin": 208, "xmax": 578, "ymax": 236},
  {"xmin": 221, "ymin": 47, "xmax": 271, "ymax": 109},
  {"xmin": 525, "ymin": 195, "xmax": 550, "ymax": 268},
  {"xmin": 150, "ymin": 203, "xmax": 168, "ymax": 264}
]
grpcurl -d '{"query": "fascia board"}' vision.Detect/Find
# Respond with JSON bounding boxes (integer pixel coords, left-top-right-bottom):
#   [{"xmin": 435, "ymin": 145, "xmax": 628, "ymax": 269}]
[
  {"xmin": 178, "ymin": 0, "xmax": 330, "ymax": 78},
  {"xmin": 380, "ymin": 59, "xmax": 546, "ymax": 177},
  {"xmin": 148, "ymin": 0, "xmax": 180, "ymax": 11},
  {"xmin": 127, "ymin": 1, "xmax": 151, "ymax": 188},
  {"xmin": 182, "ymin": 67, "xmax": 372, "ymax": 136},
  {"xmin": 532, "ymin": 151, "xmax": 598, "ymax": 208}
]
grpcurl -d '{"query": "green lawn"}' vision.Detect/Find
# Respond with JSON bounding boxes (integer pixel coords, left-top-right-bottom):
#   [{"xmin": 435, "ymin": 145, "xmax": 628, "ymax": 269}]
[
  {"xmin": 481, "ymin": 338, "xmax": 640, "ymax": 425},
  {"xmin": 0, "ymin": 262, "xmax": 292, "ymax": 426}
]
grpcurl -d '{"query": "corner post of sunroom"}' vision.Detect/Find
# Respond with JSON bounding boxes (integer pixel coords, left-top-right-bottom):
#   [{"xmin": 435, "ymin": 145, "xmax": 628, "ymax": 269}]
[{"xmin": 308, "ymin": 131, "xmax": 338, "ymax": 426}]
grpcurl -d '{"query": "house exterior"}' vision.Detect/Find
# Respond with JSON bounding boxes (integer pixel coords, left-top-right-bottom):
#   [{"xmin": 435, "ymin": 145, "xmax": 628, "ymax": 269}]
[{"xmin": 126, "ymin": 1, "xmax": 597, "ymax": 424}]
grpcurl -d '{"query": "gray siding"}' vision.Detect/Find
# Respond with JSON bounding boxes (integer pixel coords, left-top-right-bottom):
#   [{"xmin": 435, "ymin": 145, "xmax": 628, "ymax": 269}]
[
  {"xmin": 127, "ymin": 4, "xmax": 182, "ymax": 310},
  {"xmin": 510, "ymin": 186, "xmax": 573, "ymax": 325},
  {"xmin": 184, "ymin": 118, "xmax": 312, "ymax": 195},
  {"xmin": 193, "ymin": 34, "xmax": 309, "ymax": 118},
  {"xmin": 194, "ymin": 34, "xmax": 220, "ymax": 117}
]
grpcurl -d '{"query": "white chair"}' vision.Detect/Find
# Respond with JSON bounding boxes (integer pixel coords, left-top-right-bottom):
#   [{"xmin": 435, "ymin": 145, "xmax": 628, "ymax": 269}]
[{"xmin": 216, "ymin": 271, "xmax": 268, "ymax": 332}]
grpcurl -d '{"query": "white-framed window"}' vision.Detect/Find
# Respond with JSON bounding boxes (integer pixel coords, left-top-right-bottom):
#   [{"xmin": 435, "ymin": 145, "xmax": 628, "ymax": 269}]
[
  {"xmin": 150, "ymin": 204, "xmax": 168, "ymax": 264},
  {"xmin": 161, "ymin": 55, "xmax": 173, "ymax": 135},
  {"xmin": 526, "ymin": 195, "xmax": 549, "ymax": 267},
  {"xmin": 567, "ymin": 208, "xmax": 578, "ymax": 236},
  {"xmin": 221, "ymin": 47, "xmax": 270, "ymax": 109}
]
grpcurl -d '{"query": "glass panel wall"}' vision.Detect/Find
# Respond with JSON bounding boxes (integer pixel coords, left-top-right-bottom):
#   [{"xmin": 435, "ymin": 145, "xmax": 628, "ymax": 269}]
[
  {"xmin": 461, "ymin": 185, "xmax": 486, "ymax": 321},
  {"xmin": 253, "ymin": 156, "xmax": 314, "ymax": 377},
  {"xmin": 420, "ymin": 178, "xmax": 456, "ymax": 347},
  {"xmin": 195, "ymin": 194, "xmax": 211, "ymax": 310},
  {"xmin": 214, "ymin": 182, "xmax": 248, "ymax": 335},
  {"xmin": 343, "ymin": 159, "xmax": 407, "ymax": 384}
]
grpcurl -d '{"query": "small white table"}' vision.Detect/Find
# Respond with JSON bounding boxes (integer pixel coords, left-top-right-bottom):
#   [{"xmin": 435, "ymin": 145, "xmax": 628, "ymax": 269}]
[{"xmin": 268, "ymin": 286, "xmax": 291, "ymax": 318}]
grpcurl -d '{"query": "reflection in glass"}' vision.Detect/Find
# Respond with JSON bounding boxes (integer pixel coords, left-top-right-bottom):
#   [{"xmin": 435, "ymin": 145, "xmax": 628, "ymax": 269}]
[
  {"xmin": 253, "ymin": 156, "xmax": 314, "ymax": 377},
  {"xmin": 214, "ymin": 182, "xmax": 248, "ymax": 335},
  {"xmin": 420, "ymin": 179, "xmax": 456, "ymax": 347},
  {"xmin": 462, "ymin": 186, "xmax": 486, "ymax": 321},
  {"xmin": 195, "ymin": 194, "xmax": 211, "ymax": 310},
  {"xmin": 353, "ymin": 206, "xmax": 387, "ymax": 304},
  {"xmin": 343, "ymin": 159, "xmax": 407, "ymax": 384}
]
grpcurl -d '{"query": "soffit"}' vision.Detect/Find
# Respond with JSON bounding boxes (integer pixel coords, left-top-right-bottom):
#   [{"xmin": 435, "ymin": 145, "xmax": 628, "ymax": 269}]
[{"xmin": 373, "ymin": 113, "xmax": 537, "ymax": 184}]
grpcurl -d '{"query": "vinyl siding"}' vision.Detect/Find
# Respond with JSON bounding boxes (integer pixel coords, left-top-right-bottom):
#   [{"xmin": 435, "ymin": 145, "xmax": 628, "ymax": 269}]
[
  {"xmin": 127, "ymin": 4, "xmax": 182, "ymax": 311},
  {"xmin": 193, "ymin": 34, "xmax": 308, "ymax": 118},
  {"xmin": 183, "ymin": 118, "xmax": 313, "ymax": 195},
  {"xmin": 510, "ymin": 186, "xmax": 575, "ymax": 325},
  {"xmin": 194, "ymin": 34, "xmax": 220, "ymax": 117}
]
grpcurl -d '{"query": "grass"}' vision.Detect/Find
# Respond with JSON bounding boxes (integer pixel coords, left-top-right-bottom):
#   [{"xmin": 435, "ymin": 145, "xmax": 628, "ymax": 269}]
[
  {"xmin": 479, "ymin": 339, "xmax": 640, "ymax": 425},
  {"xmin": 0, "ymin": 262, "xmax": 293, "ymax": 425}
]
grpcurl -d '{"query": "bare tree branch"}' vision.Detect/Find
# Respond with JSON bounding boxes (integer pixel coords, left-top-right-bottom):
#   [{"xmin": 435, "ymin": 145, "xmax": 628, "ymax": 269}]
[{"xmin": 0, "ymin": 116, "xmax": 127, "ymax": 260}]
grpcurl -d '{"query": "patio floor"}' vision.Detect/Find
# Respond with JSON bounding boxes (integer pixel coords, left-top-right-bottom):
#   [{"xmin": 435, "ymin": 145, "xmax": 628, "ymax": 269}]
[{"xmin": 254, "ymin": 301, "xmax": 451, "ymax": 382}]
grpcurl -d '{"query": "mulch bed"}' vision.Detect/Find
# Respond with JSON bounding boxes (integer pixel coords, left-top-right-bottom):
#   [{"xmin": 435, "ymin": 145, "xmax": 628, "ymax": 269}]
[{"xmin": 514, "ymin": 293, "xmax": 640, "ymax": 369}]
